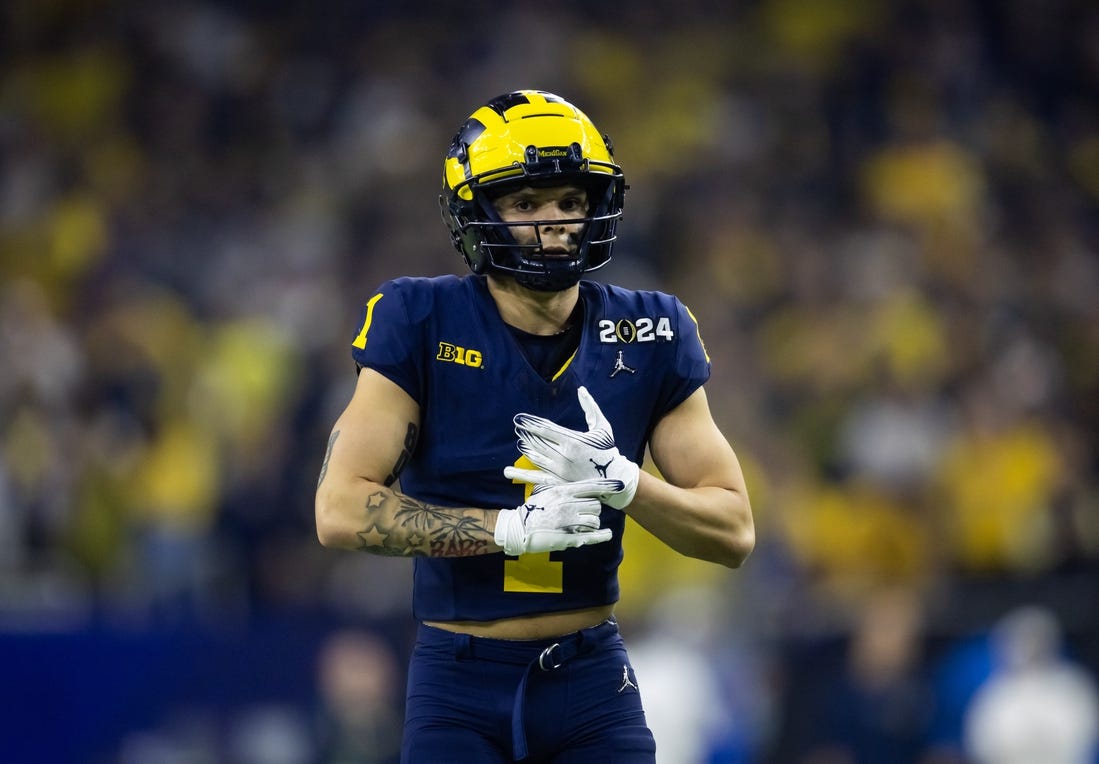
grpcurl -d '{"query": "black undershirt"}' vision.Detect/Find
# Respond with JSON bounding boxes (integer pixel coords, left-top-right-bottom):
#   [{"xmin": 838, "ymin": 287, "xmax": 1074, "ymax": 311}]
[{"xmin": 507, "ymin": 302, "xmax": 584, "ymax": 381}]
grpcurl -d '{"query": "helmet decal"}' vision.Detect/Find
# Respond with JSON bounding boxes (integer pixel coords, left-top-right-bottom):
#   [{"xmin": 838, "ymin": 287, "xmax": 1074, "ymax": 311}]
[
  {"xmin": 445, "ymin": 118, "xmax": 486, "ymax": 183},
  {"xmin": 484, "ymin": 90, "xmax": 569, "ymax": 116}
]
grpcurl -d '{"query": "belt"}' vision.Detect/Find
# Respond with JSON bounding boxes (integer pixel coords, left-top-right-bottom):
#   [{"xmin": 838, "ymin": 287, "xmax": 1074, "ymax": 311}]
[{"xmin": 424, "ymin": 619, "xmax": 619, "ymax": 760}]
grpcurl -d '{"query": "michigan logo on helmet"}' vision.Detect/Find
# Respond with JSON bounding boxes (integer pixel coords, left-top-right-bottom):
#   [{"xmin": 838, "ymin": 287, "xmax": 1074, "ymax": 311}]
[{"xmin": 439, "ymin": 90, "xmax": 626, "ymax": 292}]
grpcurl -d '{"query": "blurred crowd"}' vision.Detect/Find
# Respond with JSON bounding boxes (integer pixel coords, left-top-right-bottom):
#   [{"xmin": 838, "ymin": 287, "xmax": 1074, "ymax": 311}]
[{"xmin": 1, "ymin": 0, "xmax": 1098, "ymax": 762}]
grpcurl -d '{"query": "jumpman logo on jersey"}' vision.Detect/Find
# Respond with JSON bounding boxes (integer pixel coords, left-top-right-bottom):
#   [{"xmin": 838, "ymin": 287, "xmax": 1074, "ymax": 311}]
[
  {"xmin": 618, "ymin": 665, "xmax": 638, "ymax": 694},
  {"xmin": 610, "ymin": 350, "xmax": 637, "ymax": 378},
  {"xmin": 590, "ymin": 457, "xmax": 613, "ymax": 478}
]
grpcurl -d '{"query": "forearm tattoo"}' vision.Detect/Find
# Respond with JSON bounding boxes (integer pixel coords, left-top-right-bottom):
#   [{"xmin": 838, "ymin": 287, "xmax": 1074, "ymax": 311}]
[
  {"xmin": 384, "ymin": 422, "xmax": 418, "ymax": 486},
  {"xmin": 317, "ymin": 429, "xmax": 339, "ymax": 489},
  {"xmin": 356, "ymin": 489, "xmax": 494, "ymax": 557}
]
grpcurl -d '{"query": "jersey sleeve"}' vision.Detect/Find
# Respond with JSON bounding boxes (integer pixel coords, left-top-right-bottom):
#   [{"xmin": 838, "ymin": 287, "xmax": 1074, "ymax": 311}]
[
  {"xmin": 657, "ymin": 297, "xmax": 712, "ymax": 415},
  {"xmin": 349, "ymin": 280, "xmax": 424, "ymax": 404}
]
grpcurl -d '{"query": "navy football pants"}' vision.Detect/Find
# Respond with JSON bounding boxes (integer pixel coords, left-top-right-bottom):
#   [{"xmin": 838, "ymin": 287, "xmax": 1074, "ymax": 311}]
[{"xmin": 402, "ymin": 620, "xmax": 656, "ymax": 763}]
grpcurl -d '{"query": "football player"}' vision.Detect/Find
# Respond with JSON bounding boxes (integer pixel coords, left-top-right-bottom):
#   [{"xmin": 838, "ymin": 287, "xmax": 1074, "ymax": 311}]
[{"xmin": 315, "ymin": 89, "xmax": 755, "ymax": 762}]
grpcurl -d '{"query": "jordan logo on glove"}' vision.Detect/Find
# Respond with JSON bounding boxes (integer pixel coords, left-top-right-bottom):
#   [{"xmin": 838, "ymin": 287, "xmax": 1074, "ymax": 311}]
[
  {"xmin": 494, "ymin": 481, "xmax": 617, "ymax": 556},
  {"xmin": 505, "ymin": 387, "xmax": 641, "ymax": 511},
  {"xmin": 590, "ymin": 457, "xmax": 612, "ymax": 478}
]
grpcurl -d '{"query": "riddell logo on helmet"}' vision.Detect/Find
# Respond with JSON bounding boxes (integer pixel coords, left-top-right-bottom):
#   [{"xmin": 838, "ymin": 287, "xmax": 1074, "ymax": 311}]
[{"xmin": 538, "ymin": 148, "xmax": 570, "ymax": 158}]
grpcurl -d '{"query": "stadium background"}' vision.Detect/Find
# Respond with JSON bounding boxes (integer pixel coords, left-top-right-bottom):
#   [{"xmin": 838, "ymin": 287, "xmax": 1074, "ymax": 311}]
[{"xmin": 1, "ymin": 0, "xmax": 1097, "ymax": 762}]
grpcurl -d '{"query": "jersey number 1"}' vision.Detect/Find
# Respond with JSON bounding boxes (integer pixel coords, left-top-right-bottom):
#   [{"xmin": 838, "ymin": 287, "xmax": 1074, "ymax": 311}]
[{"xmin": 504, "ymin": 456, "xmax": 564, "ymax": 593}]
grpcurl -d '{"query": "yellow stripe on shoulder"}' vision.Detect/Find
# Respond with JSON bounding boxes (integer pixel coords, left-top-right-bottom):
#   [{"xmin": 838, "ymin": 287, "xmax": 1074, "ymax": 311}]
[
  {"xmin": 351, "ymin": 292, "xmax": 385, "ymax": 349},
  {"xmin": 684, "ymin": 305, "xmax": 710, "ymax": 363}
]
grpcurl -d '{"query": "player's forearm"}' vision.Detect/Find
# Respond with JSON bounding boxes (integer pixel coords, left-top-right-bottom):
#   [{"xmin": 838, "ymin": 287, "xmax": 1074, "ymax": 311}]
[
  {"xmin": 315, "ymin": 478, "xmax": 502, "ymax": 557},
  {"xmin": 626, "ymin": 471, "xmax": 754, "ymax": 568}
]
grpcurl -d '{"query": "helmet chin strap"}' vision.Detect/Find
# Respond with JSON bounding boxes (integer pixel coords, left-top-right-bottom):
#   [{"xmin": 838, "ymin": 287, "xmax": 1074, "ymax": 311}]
[
  {"xmin": 490, "ymin": 249, "xmax": 585, "ymax": 291},
  {"xmin": 513, "ymin": 268, "xmax": 583, "ymax": 292}
]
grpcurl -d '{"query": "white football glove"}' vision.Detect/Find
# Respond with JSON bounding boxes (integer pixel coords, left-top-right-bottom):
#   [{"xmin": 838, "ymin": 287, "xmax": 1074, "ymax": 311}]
[
  {"xmin": 494, "ymin": 479, "xmax": 617, "ymax": 556},
  {"xmin": 505, "ymin": 386, "xmax": 640, "ymax": 510}
]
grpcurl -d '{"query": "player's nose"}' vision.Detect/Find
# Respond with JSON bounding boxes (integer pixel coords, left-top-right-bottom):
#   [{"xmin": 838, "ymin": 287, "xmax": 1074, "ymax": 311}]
[
  {"xmin": 540, "ymin": 205, "xmax": 580, "ymax": 233},
  {"xmin": 540, "ymin": 209, "xmax": 568, "ymax": 227}
]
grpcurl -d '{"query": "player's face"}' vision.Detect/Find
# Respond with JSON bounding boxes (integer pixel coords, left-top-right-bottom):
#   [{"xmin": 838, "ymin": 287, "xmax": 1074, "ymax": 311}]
[{"xmin": 492, "ymin": 185, "xmax": 589, "ymax": 256}]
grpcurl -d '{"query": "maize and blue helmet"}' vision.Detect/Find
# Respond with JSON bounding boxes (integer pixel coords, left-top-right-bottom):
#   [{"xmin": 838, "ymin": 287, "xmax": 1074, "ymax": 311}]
[{"xmin": 440, "ymin": 90, "xmax": 626, "ymax": 292}]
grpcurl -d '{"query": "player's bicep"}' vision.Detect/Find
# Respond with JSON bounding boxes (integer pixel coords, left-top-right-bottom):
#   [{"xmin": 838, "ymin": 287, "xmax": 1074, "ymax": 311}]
[
  {"xmin": 649, "ymin": 386, "xmax": 745, "ymax": 494},
  {"xmin": 325, "ymin": 367, "xmax": 420, "ymax": 488}
]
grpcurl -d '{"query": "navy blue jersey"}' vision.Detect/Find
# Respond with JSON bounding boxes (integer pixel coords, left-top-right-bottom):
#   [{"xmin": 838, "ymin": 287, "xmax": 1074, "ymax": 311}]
[{"xmin": 350, "ymin": 274, "xmax": 710, "ymax": 621}]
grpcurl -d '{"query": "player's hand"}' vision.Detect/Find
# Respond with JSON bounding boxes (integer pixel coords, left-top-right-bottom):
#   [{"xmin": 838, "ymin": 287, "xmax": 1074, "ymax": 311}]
[
  {"xmin": 494, "ymin": 479, "xmax": 617, "ymax": 556},
  {"xmin": 506, "ymin": 386, "xmax": 640, "ymax": 510}
]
